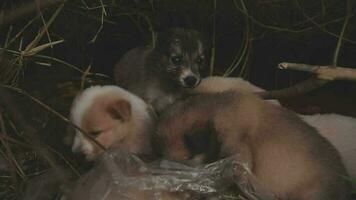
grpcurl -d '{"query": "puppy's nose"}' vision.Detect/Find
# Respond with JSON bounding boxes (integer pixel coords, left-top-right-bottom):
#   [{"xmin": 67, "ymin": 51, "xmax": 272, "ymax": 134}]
[{"xmin": 183, "ymin": 76, "xmax": 198, "ymax": 88}]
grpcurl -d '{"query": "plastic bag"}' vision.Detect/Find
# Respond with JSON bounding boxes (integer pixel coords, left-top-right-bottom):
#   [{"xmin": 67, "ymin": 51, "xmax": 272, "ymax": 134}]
[{"xmin": 64, "ymin": 149, "xmax": 276, "ymax": 200}]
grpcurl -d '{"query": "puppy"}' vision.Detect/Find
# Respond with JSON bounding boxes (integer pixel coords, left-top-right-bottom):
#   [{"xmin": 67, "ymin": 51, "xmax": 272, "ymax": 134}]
[
  {"xmin": 70, "ymin": 85, "xmax": 154, "ymax": 160},
  {"xmin": 114, "ymin": 28, "xmax": 207, "ymax": 113},
  {"xmin": 155, "ymin": 91, "xmax": 351, "ymax": 199},
  {"xmin": 194, "ymin": 76, "xmax": 356, "ymax": 179}
]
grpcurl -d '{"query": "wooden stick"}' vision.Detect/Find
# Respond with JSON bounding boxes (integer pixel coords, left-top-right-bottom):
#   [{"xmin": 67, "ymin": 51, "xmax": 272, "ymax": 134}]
[
  {"xmin": 278, "ymin": 62, "xmax": 356, "ymax": 82},
  {"xmin": 259, "ymin": 77, "xmax": 327, "ymax": 100},
  {"xmin": 259, "ymin": 62, "xmax": 356, "ymax": 100}
]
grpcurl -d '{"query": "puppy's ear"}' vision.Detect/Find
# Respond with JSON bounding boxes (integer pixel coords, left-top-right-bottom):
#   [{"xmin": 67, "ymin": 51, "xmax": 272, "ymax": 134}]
[{"xmin": 107, "ymin": 99, "xmax": 132, "ymax": 121}]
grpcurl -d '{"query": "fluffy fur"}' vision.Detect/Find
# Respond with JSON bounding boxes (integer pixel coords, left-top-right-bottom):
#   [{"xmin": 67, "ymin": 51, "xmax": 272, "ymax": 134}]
[
  {"xmin": 155, "ymin": 91, "xmax": 351, "ymax": 199},
  {"xmin": 70, "ymin": 85, "xmax": 154, "ymax": 160},
  {"xmin": 114, "ymin": 28, "xmax": 206, "ymax": 113},
  {"xmin": 194, "ymin": 76, "xmax": 356, "ymax": 179}
]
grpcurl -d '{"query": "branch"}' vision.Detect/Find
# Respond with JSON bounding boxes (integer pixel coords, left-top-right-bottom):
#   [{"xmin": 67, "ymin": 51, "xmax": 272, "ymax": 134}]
[
  {"xmin": 259, "ymin": 62, "xmax": 356, "ymax": 100},
  {"xmin": 259, "ymin": 76, "xmax": 327, "ymax": 100},
  {"xmin": 278, "ymin": 62, "xmax": 356, "ymax": 81}
]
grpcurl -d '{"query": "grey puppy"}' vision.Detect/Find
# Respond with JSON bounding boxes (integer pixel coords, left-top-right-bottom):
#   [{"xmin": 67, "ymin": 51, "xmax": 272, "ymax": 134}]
[{"xmin": 114, "ymin": 28, "xmax": 206, "ymax": 113}]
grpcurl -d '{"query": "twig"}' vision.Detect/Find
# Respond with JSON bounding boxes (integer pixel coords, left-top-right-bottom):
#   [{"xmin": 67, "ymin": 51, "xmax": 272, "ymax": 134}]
[
  {"xmin": 4, "ymin": 26, "xmax": 13, "ymax": 47},
  {"xmin": 295, "ymin": 0, "xmax": 356, "ymax": 47},
  {"xmin": 234, "ymin": 1, "xmax": 356, "ymax": 45},
  {"xmin": 141, "ymin": 14, "xmax": 155, "ymax": 48},
  {"xmin": 223, "ymin": 27, "xmax": 248, "ymax": 77},
  {"xmin": 209, "ymin": 0, "xmax": 217, "ymax": 76},
  {"xmin": 332, "ymin": 0, "xmax": 352, "ymax": 65},
  {"xmin": 0, "ymin": 47, "xmax": 110, "ymax": 79},
  {"xmin": 89, "ymin": 5, "xmax": 105, "ymax": 43},
  {"xmin": 239, "ymin": 43, "xmax": 251, "ymax": 79},
  {"xmin": 65, "ymin": 8, "xmax": 116, "ymax": 25},
  {"xmin": 81, "ymin": 64, "xmax": 92, "ymax": 89},
  {"xmin": 35, "ymin": 0, "xmax": 54, "ymax": 49},
  {"xmin": 224, "ymin": 0, "xmax": 251, "ymax": 77},
  {"xmin": 259, "ymin": 1, "xmax": 354, "ymax": 100},
  {"xmin": 6, "ymin": 16, "xmax": 40, "ymax": 48},
  {"xmin": 24, "ymin": 4, "xmax": 64, "ymax": 53}
]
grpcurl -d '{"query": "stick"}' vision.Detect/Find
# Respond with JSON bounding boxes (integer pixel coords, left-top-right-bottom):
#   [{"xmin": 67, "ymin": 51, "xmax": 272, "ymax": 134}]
[{"xmin": 278, "ymin": 62, "xmax": 356, "ymax": 82}]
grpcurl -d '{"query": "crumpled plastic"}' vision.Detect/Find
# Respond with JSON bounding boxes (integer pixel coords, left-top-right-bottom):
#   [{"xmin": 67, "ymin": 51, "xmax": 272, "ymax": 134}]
[{"xmin": 64, "ymin": 149, "xmax": 277, "ymax": 200}]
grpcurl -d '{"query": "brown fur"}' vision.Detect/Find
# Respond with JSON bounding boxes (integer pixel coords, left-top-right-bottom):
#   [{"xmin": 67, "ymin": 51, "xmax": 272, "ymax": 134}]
[{"xmin": 155, "ymin": 91, "xmax": 351, "ymax": 200}]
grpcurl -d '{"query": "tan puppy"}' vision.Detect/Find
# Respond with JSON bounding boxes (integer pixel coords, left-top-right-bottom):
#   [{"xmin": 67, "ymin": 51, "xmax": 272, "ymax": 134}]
[
  {"xmin": 194, "ymin": 76, "xmax": 356, "ymax": 179},
  {"xmin": 155, "ymin": 91, "xmax": 351, "ymax": 199},
  {"xmin": 70, "ymin": 85, "xmax": 155, "ymax": 160}
]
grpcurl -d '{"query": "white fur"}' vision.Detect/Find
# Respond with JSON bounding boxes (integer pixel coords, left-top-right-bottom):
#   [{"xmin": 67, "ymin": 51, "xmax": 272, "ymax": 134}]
[
  {"xmin": 179, "ymin": 68, "xmax": 198, "ymax": 87},
  {"xmin": 70, "ymin": 85, "xmax": 151, "ymax": 158},
  {"xmin": 196, "ymin": 76, "xmax": 356, "ymax": 179}
]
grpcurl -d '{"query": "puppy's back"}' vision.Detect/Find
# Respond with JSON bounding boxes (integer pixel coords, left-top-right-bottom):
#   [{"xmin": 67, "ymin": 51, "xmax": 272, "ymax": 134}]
[
  {"xmin": 156, "ymin": 92, "xmax": 351, "ymax": 199},
  {"xmin": 214, "ymin": 93, "xmax": 351, "ymax": 199}
]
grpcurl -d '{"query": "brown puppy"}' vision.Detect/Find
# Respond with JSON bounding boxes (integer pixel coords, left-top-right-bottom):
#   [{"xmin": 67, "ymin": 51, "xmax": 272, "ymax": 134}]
[
  {"xmin": 70, "ymin": 85, "xmax": 155, "ymax": 160},
  {"xmin": 155, "ymin": 91, "xmax": 351, "ymax": 199},
  {"xmin": 114, "ymin": 28, "xmax": 207, "ymax": 113}
]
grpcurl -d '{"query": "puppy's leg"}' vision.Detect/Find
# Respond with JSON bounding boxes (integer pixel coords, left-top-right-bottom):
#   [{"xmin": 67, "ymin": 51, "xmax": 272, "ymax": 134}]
[{"xmin": 228, "ymin": 144, "xmax": 276, "ymax": 200}]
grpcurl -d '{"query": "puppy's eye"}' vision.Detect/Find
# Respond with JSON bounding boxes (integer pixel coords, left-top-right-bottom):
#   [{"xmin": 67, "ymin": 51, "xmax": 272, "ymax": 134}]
[
  {"xmin": 196, "ymin": 57, "xmax": 204, "ymax": 64},
  {"xmin": 171, "ymin": 56, "xmax": 183, "ymax": 65}
]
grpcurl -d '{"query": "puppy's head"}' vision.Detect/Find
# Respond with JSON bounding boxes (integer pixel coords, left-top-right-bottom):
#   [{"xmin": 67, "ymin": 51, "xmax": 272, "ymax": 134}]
[
  {"xmin": 70, "ymin": 86, "xmax": 152, "ymax": 160},
  {"xmin": 156, "ymin": 28, "xmax": 206, "ymax": 88}
]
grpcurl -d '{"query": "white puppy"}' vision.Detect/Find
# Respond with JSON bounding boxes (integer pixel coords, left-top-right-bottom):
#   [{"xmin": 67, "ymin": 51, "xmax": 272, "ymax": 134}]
[
  {"xmin": 70, "ymin": 85, "xmax": 154, "ymax": 160},
  {"xmin": 194, "ymin": 76, "xmax": 356, "ymax": 179}
]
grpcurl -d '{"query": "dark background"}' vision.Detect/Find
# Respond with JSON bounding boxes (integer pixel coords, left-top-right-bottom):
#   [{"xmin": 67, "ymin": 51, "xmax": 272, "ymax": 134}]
[
  {"xmin": 2, "ymin": 0, "xmax": 356, "ymax": 114},
  {"xmin": 1, "ymin": 0, "xmax": 356, "ymax": 114}
]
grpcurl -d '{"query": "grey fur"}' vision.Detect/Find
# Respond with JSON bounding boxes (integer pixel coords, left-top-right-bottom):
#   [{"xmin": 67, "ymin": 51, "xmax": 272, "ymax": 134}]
[{"xmin": 114, "ymin": 28, "xmax": 206, "ymax": 113}]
